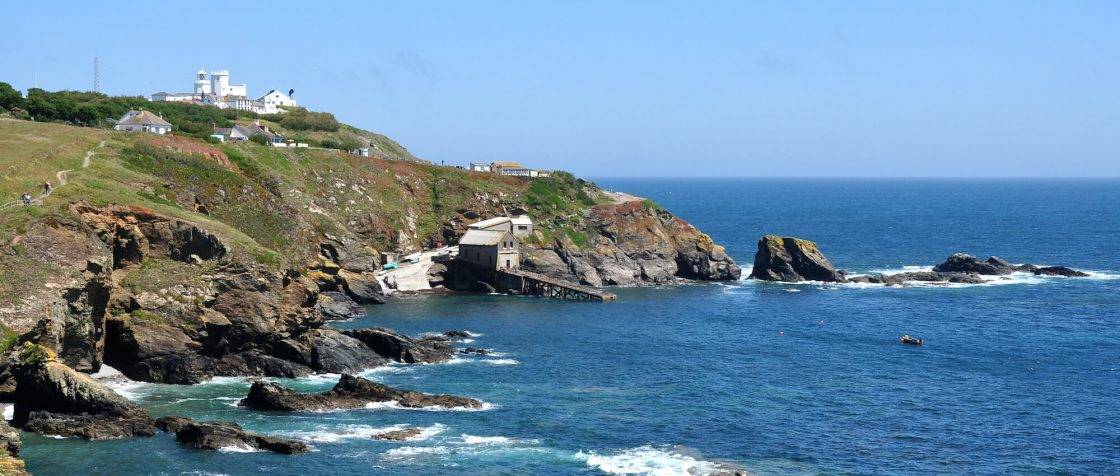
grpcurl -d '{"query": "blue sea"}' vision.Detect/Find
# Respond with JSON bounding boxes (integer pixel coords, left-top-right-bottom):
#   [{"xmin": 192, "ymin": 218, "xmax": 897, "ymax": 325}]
[{"xmin": 20, "ymin": 179, "xmax": 1120, "ymax": 475}]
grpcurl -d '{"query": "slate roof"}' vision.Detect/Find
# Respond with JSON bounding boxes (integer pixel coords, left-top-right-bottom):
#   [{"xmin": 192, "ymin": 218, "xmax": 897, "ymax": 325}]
[
  {"xmin": 458, "ymin": 229, "xmax": 510, "ymax": 246},
  {"xmin": 117, "ymin": 110, "xmax": 173, "ymax": 127}
]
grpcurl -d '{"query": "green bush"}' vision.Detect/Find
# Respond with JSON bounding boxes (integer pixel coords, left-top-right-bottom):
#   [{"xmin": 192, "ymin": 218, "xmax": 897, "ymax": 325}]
[
  {"xmin": 263, "ymin": 107, "xmax": 340, "ymax": 131},
  {"xmin": 0, "ymin": 84, "xmax": 258, "ymax": 137}
]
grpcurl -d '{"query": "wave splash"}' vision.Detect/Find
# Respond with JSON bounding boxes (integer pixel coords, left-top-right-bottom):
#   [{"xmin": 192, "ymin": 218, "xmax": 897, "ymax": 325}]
[
  {"xmin": 575, "ymin": 445, "xmax": 726, "ymax": 475},
  {"xmin": 281, "ymin": 423, "xmax": 447, "ymax": 444}
]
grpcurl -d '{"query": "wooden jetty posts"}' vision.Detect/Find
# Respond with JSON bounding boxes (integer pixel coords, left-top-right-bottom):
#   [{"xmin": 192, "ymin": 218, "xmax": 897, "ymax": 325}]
[{"xmin": 495, "ymin": 269, "xmax": 617, "ymax": 301}]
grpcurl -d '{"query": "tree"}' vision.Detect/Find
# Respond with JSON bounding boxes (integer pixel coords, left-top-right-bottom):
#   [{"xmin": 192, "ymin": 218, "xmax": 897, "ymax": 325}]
[{"xmin": 0, "ymin": 82, "xmax": 22, "ymax": 111}]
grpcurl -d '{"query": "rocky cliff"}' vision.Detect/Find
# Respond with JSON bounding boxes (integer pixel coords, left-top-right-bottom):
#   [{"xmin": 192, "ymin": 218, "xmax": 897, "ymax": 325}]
[
  {"xmin": 522, "ymin": 200, "xmax": 740, "ymax": 285},
  {"xmin": 0, "ymin": 119, "xmax": 740, "ymax": 387}
]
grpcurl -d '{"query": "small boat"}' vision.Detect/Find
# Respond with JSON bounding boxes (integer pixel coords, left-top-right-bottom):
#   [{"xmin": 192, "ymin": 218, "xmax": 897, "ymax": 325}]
[
  {"xmin": 900, "ymin": 334, "xmax": 924, "ymax": 346},
  {"xmin": 381, "ymin": 261, "xmax": 399, "ymax": 271}
]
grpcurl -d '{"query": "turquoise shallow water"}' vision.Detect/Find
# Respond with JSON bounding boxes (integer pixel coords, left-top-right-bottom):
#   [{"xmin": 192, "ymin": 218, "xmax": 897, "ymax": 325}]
[{"xmin": 19, "ymin": 178, "xmax": 1120, "ymax": 475}]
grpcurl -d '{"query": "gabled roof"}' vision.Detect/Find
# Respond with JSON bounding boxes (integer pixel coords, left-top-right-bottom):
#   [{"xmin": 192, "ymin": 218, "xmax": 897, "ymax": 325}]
[
  {"xmin": 459, "ymin": 229, "xmax": 511, "ymax": 246},
  {"xmin": 511, "ymin": 215, "xmax": 533, "ymax": 225},
  {"xmin": 117, "ymin": 110, "xmax": 173, "ymax": 127},
  {"xmin": 469, "ymin": 217, "xmax": 512, "ymax": 230},
  {"xmin": 490, "ymin": 161, "xmax": 523, "ymax": 168}
]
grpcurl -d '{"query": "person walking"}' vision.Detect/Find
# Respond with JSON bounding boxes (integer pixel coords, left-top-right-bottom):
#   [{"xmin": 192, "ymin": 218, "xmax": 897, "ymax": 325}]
[
  {"xmin": 43, "ymin": 181, "xmax": 52, "ymax": 194},
  {"xmin": 21, "ymin": 193, "xmax": 31, "ymax": 206}
]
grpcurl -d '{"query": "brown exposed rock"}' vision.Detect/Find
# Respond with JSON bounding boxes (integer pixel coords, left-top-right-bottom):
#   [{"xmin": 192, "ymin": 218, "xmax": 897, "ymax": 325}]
[
  {"xmin": 750, "ymin": 235, "xmax": 845, "ymax": 282},
  {"xmin": 521, "ymin": 200, "xmax": 740, "ymax": 286},
  {"xmin": 10, "ymin": 343, "xmax": 156, "ymax": 440}
]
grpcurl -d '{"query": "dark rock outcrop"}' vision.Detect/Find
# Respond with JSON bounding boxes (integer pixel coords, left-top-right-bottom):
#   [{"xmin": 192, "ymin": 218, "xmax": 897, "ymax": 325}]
[
  {"xmin": 10, "ymin": 343, "xmax": 156, "ymax": 440},
  {"xmin": 847, "ymin": 271, "xmax": 984, "ymax": 286},
  {"xmin": 932, "ymin": 253, "xmax": 1088, "ymax": 278},
  {"xmin": 460, "ymin": 347, "xmax": 490, "ymax": 355},
  {"xmin": 374, "ymin": 427, "xmax": 422, "ymax": 441},
  {"xmin": 443, "ymin": 330, "xmax": 472, "ymax": 340},
  {"xmin": 306, "ymin": 329, "xmax": 387, "ymax": 373},
  {"xmin": 0, "ymin": 419, "xmax": 26, "ymax": 475},
  {"xmin": 342, "ymin": 328, "xmax": 453, "ymax": 363},
  {"xmin": 316, "ymin": 291, "xmax": 365, "ymax": 320},
  {"xmin": 155, "ymin": 415, "xmax": 195, "ymax": 433},
  {"xmin": 239, "ymin": 374, "xmax": 484, "ymax": 412},
  {"xmin": 749, "ymin": 236, "xmax": 845, "ymax": 282},
  {"xmin": 933, "ymin": 253, "xmax": 1014, "ymax": 275},
  {"xmin": 167, "ymin": 417, "xmax": 309, "ymax": 454},
  {"xmin": 1034, "ymin": 266, "xmax": 1089, "ymax": 277}
]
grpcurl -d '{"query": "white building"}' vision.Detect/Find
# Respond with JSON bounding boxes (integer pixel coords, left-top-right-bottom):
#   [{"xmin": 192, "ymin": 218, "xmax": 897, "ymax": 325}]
[
  {"xmin": 151, "ymin": 68, "xmax": 296, "ymax": 115},
  {"xmin": 469, "ymin": 162, "xmax": 491, "ymax": 172},
  {"xmin": 468, "ymin": 215, "xmax": 533, "ymax": 238},
  {"xmin": 510, "ymin": 215, "xmax": 534, "ymax": 238},
  {"xmin": 259, "ymin": 89, "xmax": 297, "ymax": 109},
  {"xmin": 114, "ymin": 110, "xmax": 173, "ymax": 134}
]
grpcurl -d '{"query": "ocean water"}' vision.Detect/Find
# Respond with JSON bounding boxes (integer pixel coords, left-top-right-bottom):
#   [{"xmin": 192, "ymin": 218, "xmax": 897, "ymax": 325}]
[{"xmin": 20, "ymin": 179, "xmax": 1120, "ymax": 475}]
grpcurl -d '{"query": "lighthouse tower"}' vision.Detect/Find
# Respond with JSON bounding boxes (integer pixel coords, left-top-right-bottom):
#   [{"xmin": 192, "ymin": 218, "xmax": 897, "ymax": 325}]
[{"xmin": 194, "ymin": 68, "xmax": 211, "ymax": 95}]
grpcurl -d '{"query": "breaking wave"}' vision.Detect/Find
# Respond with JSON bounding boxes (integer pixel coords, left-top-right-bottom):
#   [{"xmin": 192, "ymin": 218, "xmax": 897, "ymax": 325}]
[
  {"xmin": 281, "ymin": 423, "xmax": 447, "ymax": 444},
  {"xmin": 362, "ymin": 400, "xmax": 494, "ymax": 412},
  {"xmin": 576, "ymin": 445, "xmax": 725, "ymax": 476},
  {"xmin": 90, "ymin": 365, "xmax": 153, "ymax": 401}
]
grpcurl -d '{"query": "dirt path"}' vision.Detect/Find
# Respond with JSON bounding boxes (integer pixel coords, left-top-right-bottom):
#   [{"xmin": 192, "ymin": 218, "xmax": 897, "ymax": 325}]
[
  {"xmin": 0, "ymin": 139, "xmax": 105, "ymax": 210},
  {"xmin": 82, "ymin": 140, "xmax": 105, "ymax": 168}
]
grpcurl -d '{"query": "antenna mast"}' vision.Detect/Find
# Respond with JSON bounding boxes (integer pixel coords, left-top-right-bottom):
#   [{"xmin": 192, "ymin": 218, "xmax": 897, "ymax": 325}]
[{"xmin": 93, "ymin": 56, "xmax": 100, "ymax": 93}]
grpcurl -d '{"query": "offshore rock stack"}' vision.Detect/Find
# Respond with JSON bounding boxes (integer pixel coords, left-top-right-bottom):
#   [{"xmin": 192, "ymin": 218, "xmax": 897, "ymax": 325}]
[{"xmin": 749, "ymin": 235, "xmax": 1088, "ymax": 285}]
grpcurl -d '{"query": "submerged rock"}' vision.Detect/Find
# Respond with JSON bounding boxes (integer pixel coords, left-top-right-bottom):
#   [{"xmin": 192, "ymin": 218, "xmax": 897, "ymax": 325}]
[
  {"xmin": 460, "ymin": 347, "xmax": 490, "ymax": 355},
  {"xmin": 374, "ymin": 427, "xmax": 423, "ymax": 441},
  {"xmin": 443, "ymin": 330, "xmax": 472, "ymax": 340},
  {"xmin": 342, "ymin": 328, "xmax": 453, "ymax": 363},
  {"xmin": 10, "ymin": 343, "xmax": 156, "ymax": 439},
  {"xmin": 168, "ymin": 417, "xmax": 310, "ymax": 454},
  {"xmin": 239, "ymin": 374, "xmax": 484, "ymax": 412},
  {"xmin": 1034, "ymin": 266, "xmax": 1089, "ymax": 277},
  {"xmin": 749, "ymin": 236, "xmax": 845, "ymax": 282}
]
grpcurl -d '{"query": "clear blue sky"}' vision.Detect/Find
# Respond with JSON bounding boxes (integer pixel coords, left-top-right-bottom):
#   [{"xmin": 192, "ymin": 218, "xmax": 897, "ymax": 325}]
[{"xmin": 3, "ymin": 1, "xmax": 1117, "ymax": 177}]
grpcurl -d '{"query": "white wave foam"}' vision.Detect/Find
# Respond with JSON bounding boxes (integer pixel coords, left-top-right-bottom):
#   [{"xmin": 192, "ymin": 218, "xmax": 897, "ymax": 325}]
[
  {"xmin": 382, "ymin": 445, "xmax": 452, "ymax": 459},
  {"xmin": 362, "ymin": 400, "xmax": 494, "ymax": 412},
  {"xmin": 448, "ymin": 355, "xmax": 519, "ymax": 366},
  {"xmin": 283, "ymin": 423, "xmax": 446, "ymax": 443},
  {"xmin": 218, "ymin": 444, "xmax": 259, "ymax": 453},
  {"xmin": 2, "ymin": 405, "xmax": 12, "ymax": 421},
  {"xmin": 459, "ymin": 434, "xmax": 540, "ymax": 446},
  {"xmin": 576, "ymin": 446, "xmax": 721, "ymax": 476},
  {"xmin": 461, "ymin": 434, "xmax": 512, "ymax": 445},
  {"xmin": 166, "ymin": 396, "xmax": 243, "ymax": 405},
  {"xmin": 90, "ymin": 365, "xmax": 151, "ymax": 401}
]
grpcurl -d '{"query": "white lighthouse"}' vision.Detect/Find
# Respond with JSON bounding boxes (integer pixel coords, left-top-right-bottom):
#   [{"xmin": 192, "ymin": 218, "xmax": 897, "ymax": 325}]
[
  {"xmin": 194, "ymin": 68, "xmax": 211, "ymax": 95},
  {"xmin": 152, "ymin": 68, "xmax": 293, "ymax": 114}
]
